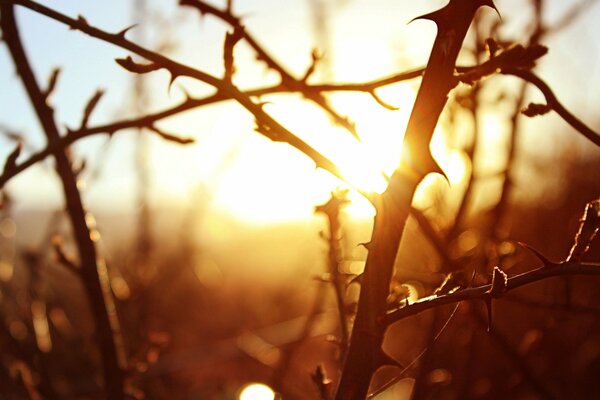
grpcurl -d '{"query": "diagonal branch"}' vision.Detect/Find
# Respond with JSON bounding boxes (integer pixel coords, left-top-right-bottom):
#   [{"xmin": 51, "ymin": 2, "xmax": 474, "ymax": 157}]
[
  {"xmin": 180, "ymin": 0, "xmax": 360, "ymax": 139},
  {"xmin": 8, "ymin": 0, "xmax": 345, "ymax": 185},
  {"xmin": 500, "ymin": 68, "xmax": 600, "ymax": 147}
]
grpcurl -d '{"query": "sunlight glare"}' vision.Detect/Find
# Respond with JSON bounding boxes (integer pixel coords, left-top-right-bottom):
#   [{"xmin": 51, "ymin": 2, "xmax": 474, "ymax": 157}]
[{"xmin": 238, "ymin": 383, "xmax": 275, "ymax": 400}]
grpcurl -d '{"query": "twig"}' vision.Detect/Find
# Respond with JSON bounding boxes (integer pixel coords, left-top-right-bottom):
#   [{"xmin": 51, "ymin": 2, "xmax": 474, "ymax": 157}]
[
  {"xmin": 180, "ymin": 0, "xmax": 360, "ymax": 139},
  {"xmin": 315, "ymin": 191, "xmax": 350, "ymax": 357},
  {"xmin": 499, "ymin": 68, "xmax": 600, "ymax": 147},
  {"xmin": 8, "ymin": 0, "xmax": 346, "ymax": 187},
  {"xmin": 384, "ymin": 261, "xmax": 600, "ymax": 326}
]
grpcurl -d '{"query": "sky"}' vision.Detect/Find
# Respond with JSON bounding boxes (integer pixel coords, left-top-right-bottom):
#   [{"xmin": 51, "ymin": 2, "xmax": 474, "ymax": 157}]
[{"xmin": 1, "ymin": 0, "xmax": 599, "ymax": 223}]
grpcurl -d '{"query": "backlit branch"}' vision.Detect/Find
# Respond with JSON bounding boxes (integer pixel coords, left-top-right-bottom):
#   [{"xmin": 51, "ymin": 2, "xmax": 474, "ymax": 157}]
[
  {"xmin": 2, "ymin": 1, "xmax": 597, "ymax": 199},
  {"xmin": 7, "ymin": 0, "xmax": 345, "ymax": 185},
  {"xmin": 180, "ymin": 0, "xmax": 360, "ymax": 139},
  {"xmin": 384, "ymin": 260, "xmax": 600, "ymax": 326}
]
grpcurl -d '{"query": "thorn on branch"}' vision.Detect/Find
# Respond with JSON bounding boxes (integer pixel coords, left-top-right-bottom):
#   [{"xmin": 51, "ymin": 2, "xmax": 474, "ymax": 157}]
[
  {"xmin": 434, "ymin": 271, "xmax": 468, "ymax": 296},
  {"xmin": 488, "ymin": 266, "xmax": 508, "ymax": 298},
  {"xmin": 80, "ymin": 89, "xmax": 105, "ymax": 130},
  {"xmin": 72, "ymin": 158, "xmax": 87, "ymax": 177},
  {"xmin": 376, "ymin": 349, "xmax": 404, "ymax": 370},
  {"xmin": 52, "ymin": 235, "xmax": 80, "ymax": 274},
  {"xmin": 115, "ymin": 55, "xmax": 161, "ymax": 74},
  {"xmin": 485, "ymin": 266, "xmax": 507, "ymax": 332},
  {"xmin": 521, "ymin": 102, "xmax": 551, "ymax": 117},
  {"xmin": 369, "ymin": 90, "xmax": 399, "ymax": 111},
  {"xmin": 116, "ymin": 24, "xmax": 137, "ymax": 39},
  {"xmin": 301, "ymin": 48, "xmax": 322, "ymax": 83},
  {"xmin": 43, "ymin": 67, "xmax": 61, "ymax": 102},
  {"xmin": 567, "ymin": 198, "xmax": 600, "ymax": 262},
  {"xmin": 223, "ymin": 26, "xmax": 244, "ymax": 81},
  {"xmin": 517, "ymin": 242, "xmax": 554, "ymax": 266},
  {"xmin": 69, "ymin": 14, "xmax": 89, "ymax": 30},
  {"xmin": 485, "ymin": 37, "xmax": 499, "ymax": 58},
  {"xmin": 2, "ymin": 142, "xmax": 22, "ymax": 177},
  {"xmin": 349, "ymin": 273, "xmax": 363, "ymax": 286},
  {"xmin": 310, "ymin": 364, "xmax": 332, "ymax": 400},
  {"xmin": 147, "ymin": 125, "xmax": 195, "ymax": 145}
]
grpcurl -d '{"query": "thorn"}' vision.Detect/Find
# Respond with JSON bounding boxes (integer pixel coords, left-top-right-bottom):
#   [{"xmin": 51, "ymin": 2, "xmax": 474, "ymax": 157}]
[
  {"xmin": 376, "ymin": 350, "xmax": 404, "ymax": 370},
  {"xmin": 2, "ymin": 142, "xmax": 22, "ymax": 176},
  {"xmin": 349, "ymin": 273, "xmax": 363, "ymax": 286},
  {"xmin": 44, "ymin": 67, "xmax": 61, "ymax": 101},
  {"xmin": 485, "ymin": 37, "xmax": 500, "ymax": 58},
  {"xmin": 409, "ymin": 0, "xmax": 500, "ymax": 27},
  {"xmin": 482, "ymin": 1, "xmax": 501, "ymax": 19},
  {"xmin": 168, "ymin": 73, "xmax": 180, "ymax": 92},
  {"xmin": 358, "ymin": 242, "xmax": 371, "ymax": 251},
  {"xmin": 80, "ymin": 89, "xmax": 105, "ymax": 129},
  {"xmin": 517, "ymin": 242, "xmax": 553, "ymax": 266},
  {"xmin": 408, "ymin": 8, "xmax": 445, "ymax": 26},
  {"xmin": 429, "ymin": 157, "xmax": 449, "ymax": 184},
  {"xmin": 115, "ymin": 56, "xmax": 161, "ymax": 74},
  {"xmin": 147, "ymin": 124, "xmax": 194, "ymax": 145},
  {"xmin": 487, "ymin": 266, "xmax": 508, "ymax": 298},
  {"xmin": 370, "ymin": 90, "xmax": 399, "ymax": 111},
  {"xmin": 484, "ymin": 297, "xmax": 493, "ymax": 332},
  {"xmin": 76, "ymin": 14, "xmax": 89, "ymax": 27},
  {"xmin": 73, "ymin": 158, "xmax": 87, "ymax": 177},
  {"xmin": 52, "ymin": 235, "xmax": 80, "ymax": 273},
  {"xmin": 116, "ymin": 24, "xmax": 138, "ymax": 39},
  {"xmin": 310, "ymin": 364, "xmax": 332, "ymax": 400}
]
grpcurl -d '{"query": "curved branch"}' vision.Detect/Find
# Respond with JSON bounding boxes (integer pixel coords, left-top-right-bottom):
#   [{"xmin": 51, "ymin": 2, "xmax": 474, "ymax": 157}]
[{"xmin": 501, "ymin": 67, "xmax": 600, "ymax": 147}]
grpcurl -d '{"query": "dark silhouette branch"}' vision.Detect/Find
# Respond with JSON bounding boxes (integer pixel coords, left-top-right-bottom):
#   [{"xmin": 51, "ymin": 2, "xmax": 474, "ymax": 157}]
[
  {"xmin": 180, "ymin": 0, "xmax": 360, "ymax": 139},
  {"xmin": 384, "ymin": 261, "xmax": 600, "ymax": 326},
  {"xmin": 500, "ymin": 68, "xmax": 600, "ymax": 147},
  {"xmin": 0, "ymin": 3, "xmax": 125, "ymax": 399},
  {"xmin": 7, "ymin": 0, "xmax": 345, "ymax": 186},
  {"xmin": 335, "ymin": 2, "xmax": 499, "ymax": 399},
  {"xmin": 315, "ymin": 191, "xmax": 351, "ymax": 357}
]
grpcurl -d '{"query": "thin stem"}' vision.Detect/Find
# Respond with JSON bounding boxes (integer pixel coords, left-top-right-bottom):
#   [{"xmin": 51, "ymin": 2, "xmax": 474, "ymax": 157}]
[{"xmin": 385, "ymin": 261, "xmax": 600, "ymax": 326}]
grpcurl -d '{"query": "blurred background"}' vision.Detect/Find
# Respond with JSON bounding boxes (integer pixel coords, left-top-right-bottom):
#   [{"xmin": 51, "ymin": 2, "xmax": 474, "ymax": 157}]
[{"xmin": 0, "ymin": 0, "xmax": 599, "ymax": 398}]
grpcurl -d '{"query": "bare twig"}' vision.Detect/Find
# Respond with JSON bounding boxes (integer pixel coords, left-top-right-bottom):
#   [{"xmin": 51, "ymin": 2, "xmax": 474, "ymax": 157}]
[
  {"xmin": 384, "ymin": 261, "xmax": 600, "ymax": 326},
  {"xmin": 7, "ymin": 0, "xmax": 346, "ymax": 186},
  {"xmin": 500, "ymin": 68, "xmax": 600, "ymax": 147},
  {"xmin": 315, "ymin": 191, "xmax": 350, "ymax": 357},
  {"xmin": 567, "ymin": 198, "xmax": 600, "ymax": 262},
  {"xmin": 180, "ymin": 0, "xmax": 360, "ymax": 139}
]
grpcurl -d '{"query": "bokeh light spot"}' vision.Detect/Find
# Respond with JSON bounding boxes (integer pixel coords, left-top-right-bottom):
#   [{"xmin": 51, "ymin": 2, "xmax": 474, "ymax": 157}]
[{"xmin": 238, "ymin": 383, "xmax": 275, "ymax": 400}]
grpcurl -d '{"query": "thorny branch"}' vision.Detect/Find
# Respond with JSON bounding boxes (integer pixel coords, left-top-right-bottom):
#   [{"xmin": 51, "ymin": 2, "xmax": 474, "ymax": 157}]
[
  {"xmin": 5, "ymin": 0, "xmax": 345, "ymax": 185},
  {"xmin": 385, "ymin": 260, "xmax": 600, "ymax": 326},
  {"xmin": 1, "ymin": 1, "xmax": 599, "ymax": 398},
  {"xmin": 179, "ymin": 0, "xmax": 360, "ymax": 139},
  {"xmin": 0, "ymin": 3, "xmax": 125, "ymax": 399}
]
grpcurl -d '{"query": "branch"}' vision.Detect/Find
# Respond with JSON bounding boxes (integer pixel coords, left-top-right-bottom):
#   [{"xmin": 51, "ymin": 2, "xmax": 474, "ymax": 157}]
[
  {"xmin": 384, "ymin": 261, "xmax": 600, "ymax": 326},
  {"xmin": 7, "ymin": 0, "xmax": 346, "ymax": 188},
  {"xmin": 500, "ymin": 68, "xmax": 600, "ymax": 147},
  {"xmin": 180, "ymin": 0, "xmax": 361, "ymax": 139},
  {"xmin": 0, "ymin": 4, "xmax": 125, "ymax": 398}
]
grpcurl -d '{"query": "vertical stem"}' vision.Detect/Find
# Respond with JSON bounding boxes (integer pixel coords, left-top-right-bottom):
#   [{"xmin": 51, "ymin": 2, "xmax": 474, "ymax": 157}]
[
  {"xmin": 335, "ymin": 2, "xmax": 495, "ymax": 398},
  {"xmin": 0, "ymin": 5, "xmax": 125, "ymax": 399}
]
